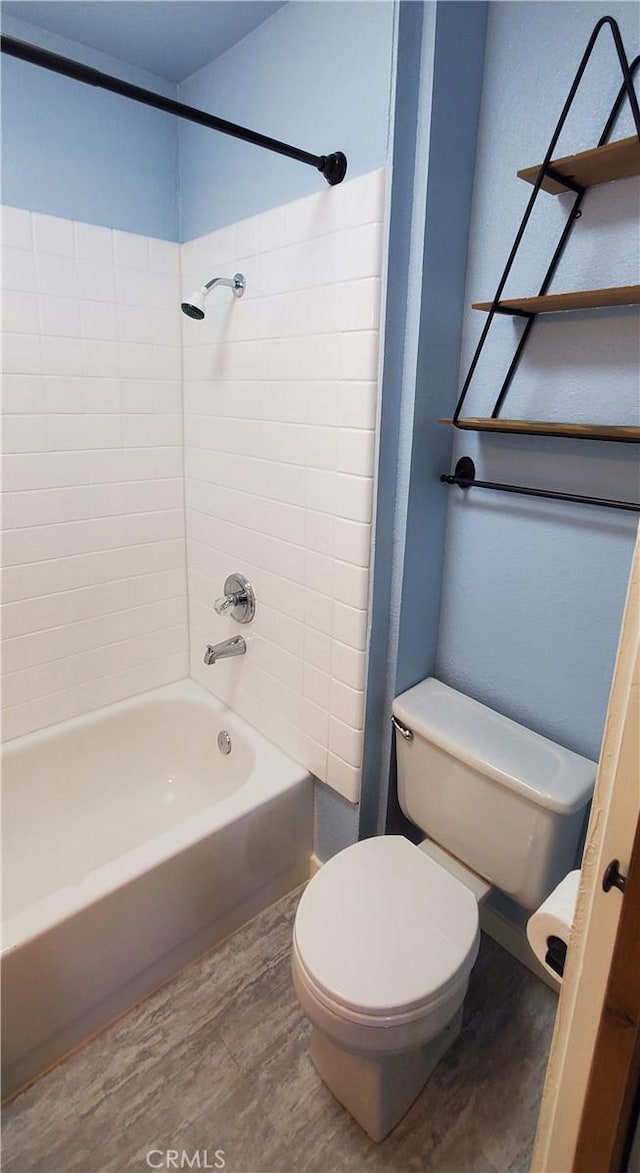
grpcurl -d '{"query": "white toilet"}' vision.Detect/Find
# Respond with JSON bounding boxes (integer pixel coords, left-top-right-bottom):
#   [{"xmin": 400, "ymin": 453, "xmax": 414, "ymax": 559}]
[{"xmin": 292, "ymin": 677, "xmax": 596, "ymax": 1141}]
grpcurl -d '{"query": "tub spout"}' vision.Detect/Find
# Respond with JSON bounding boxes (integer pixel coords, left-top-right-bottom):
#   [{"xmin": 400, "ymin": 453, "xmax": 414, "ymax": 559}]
[{"xmin": 203, "ymin": 636, "xmax": 246, "ymax": 665}]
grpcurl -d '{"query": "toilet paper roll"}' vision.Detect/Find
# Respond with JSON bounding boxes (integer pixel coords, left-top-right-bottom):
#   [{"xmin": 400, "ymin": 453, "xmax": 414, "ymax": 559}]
[{"xmin": 526, "ymin": 870, "xmax": 581, "ymax": 982}]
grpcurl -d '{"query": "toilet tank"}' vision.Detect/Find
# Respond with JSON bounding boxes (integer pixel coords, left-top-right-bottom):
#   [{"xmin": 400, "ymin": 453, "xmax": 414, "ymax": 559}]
[{"xmin": 392, "ymin": 679, "xmax": 596, "ymax": 910}]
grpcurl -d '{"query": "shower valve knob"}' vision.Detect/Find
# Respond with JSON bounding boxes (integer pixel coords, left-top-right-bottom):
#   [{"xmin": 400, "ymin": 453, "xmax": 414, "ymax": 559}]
[
  {"xmin": 214, "ymin": 594, "xmax": 237, "ymax": 615},
  {"xmin": 214, "ymin": 574, "xmax": 255, "ymax": 624}
]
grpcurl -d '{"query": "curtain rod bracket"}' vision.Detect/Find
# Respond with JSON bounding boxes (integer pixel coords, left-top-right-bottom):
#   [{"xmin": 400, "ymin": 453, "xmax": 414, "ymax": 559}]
[{"xmin": 318, "ymin": 152, "xmax": 348, "ymax": 186}]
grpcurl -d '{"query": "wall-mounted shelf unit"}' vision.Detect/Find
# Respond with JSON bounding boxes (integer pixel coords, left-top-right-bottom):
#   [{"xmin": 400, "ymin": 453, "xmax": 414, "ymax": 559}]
[
  {"xmin": 472, "ymin": 285, "xmax": 640, "ymax": 316},
  {"xmin": 440, "ymin": 17, "xmax": 640, "ymax": 450},
  {"xmin": 439, "ymin": 419, "xmax": 640, "ymax": 443},
  {"xmin": 517, "ymin": 134, "xmax": 640, "ymax": 193}
]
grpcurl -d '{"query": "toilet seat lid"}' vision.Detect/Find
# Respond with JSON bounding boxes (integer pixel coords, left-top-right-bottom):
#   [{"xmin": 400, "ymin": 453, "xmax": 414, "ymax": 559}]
[{"xmin": 294, "ymin": 836, "xmax": 479, "ymax": 1018}]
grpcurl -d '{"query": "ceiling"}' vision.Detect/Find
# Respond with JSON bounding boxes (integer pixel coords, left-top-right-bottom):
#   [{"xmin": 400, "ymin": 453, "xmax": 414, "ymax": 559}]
[{"xmin": 1, "ymin": 1, "xmax": 287, "ymax": 82}]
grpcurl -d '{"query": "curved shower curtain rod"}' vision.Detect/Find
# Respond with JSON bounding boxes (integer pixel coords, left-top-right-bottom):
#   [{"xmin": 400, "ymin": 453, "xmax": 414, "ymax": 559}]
[{"xmin": 1, "ymin": 35, "xmax": 348, "ymax": 186}]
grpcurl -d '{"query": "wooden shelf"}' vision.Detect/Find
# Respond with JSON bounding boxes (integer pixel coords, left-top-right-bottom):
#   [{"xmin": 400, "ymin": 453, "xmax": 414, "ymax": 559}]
[
  {"xmin": 472, "ymin": 285, "xmax": 640, "ymax": 315},
  {"xmin": 518, "ymin": 136, "xmax": 640, "ymax": 194},
  {"xmin": 439, "ymin": 418, "xmax": 640, "ymax": 442}
]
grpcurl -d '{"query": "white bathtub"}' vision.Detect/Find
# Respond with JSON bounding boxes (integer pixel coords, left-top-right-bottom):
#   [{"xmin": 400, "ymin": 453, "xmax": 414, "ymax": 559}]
[{"xmin": 1, "ymin": 679, "xmax": 312, "ymax": 1097}]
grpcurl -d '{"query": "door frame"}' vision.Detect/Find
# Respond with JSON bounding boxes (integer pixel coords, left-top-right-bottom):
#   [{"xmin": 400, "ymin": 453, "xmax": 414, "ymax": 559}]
[
  {"xmin": 573, "ymin": 807, "xmax": 640, "ymax": 1171},
  {"xmin": 531, "ymin": 523, "xmax": 640, "ymax": 1172}
]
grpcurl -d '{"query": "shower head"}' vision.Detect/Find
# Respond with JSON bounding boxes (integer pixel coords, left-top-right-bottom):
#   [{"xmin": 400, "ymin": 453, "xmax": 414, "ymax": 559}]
[
  {"xmin": 181, "ymin": 289, "xmax": 206, "ymax": 319},
  {"xmin": 181, "ymin": 273, "xmax": 246, "ymax": 319}
]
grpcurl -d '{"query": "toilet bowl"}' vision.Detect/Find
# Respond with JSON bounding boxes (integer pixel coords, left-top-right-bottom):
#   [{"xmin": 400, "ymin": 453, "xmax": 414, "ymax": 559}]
[
  {"xmin": 292, "ymin": 677, "xmax": 596, "ymax": 1142},
  {"xmin": 292, "ymin": 835, "xmax": 481, "ymax": 1141}
]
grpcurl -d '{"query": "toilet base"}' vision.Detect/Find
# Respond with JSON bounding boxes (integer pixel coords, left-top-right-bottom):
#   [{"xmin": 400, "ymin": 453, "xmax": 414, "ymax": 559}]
[{"xmin": 309, "ymin": 1005, "xmax": 464, "ymax": 1142}]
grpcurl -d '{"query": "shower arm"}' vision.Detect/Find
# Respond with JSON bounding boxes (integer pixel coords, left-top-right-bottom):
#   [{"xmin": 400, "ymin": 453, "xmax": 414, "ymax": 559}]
[
  {"xmin": 205, "ymin": 276, "xmax": 243, "ymax": 293},
  {"xmin": 0, "ymin": 35, "xmax": 348, "ymax": 186}
]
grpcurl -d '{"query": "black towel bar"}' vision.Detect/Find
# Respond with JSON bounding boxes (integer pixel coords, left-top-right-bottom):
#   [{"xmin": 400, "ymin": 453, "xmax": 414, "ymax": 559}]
[{"xmin": 441, "ymin": 458, "xmax": 640, "ymax": 513}]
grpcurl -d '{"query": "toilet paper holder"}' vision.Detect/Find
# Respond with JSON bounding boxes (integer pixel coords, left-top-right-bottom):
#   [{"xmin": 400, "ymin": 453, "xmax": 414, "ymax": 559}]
[
  {"xmin": 543, "ymin": 861, "xmax": 627, "ymax": 978},
  {"xmin": 545, "ymin": 935, "xmax": 567, "ymax": 978}
]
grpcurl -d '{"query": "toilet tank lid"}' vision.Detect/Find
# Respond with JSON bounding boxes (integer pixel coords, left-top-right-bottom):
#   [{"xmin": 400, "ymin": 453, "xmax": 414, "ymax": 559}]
[{"xmin": 392, "ymin": 678, "xmax": 596, "ymax": 815}]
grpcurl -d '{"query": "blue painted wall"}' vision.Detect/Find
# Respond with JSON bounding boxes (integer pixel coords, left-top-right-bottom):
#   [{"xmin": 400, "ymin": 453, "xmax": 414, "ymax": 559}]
[
  {"xmin": 315, "ymin": 782, "xmax": 360, "ymax": 862},
  {"xmin": 435, "ymin": 1, "xmax": 639, "ymax": 765},
  {"xmin": 177, "ymin": 0, "xmax": 395, "ymax": 240},
  {"xmin": 395, "ymin": 0, "xmax": 488, "ymax": 696},
  {"xmin": 1, "ymin": 14, "xmax": 179, "ymax": 239},
  {"xmin": 2, "ymin": 3, "xmax": 394, "ymax": 243},
  {"xmin": 360, "ymin": 0, "xmax": 434, "ymax": 843},
  {"xmin": 1, "ymin": 2, "xmax": 286, "ymax": 84},
  {"xmin": 360, "ymin": 0, "xmax": 487, "ymax": 840}
]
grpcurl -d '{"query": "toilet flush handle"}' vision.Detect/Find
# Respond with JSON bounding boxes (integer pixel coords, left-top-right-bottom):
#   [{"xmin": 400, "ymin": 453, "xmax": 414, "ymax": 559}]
[{"xmin": 391, "ymin": 715, "xmax": 414, "ymax": 742}]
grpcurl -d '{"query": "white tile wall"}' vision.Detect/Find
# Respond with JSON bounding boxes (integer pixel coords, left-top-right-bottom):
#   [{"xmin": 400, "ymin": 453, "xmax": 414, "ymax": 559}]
[
  {"xmin": 1, "ymin": 170, "xmax": 385, "ymax": 797},
  {"xmin": 1, "ymin": 208, "xmax": 188, "ymax": 740},
  {"xmin": 183, "ymin": 169, "xmax": 386, "ymax": 802}
]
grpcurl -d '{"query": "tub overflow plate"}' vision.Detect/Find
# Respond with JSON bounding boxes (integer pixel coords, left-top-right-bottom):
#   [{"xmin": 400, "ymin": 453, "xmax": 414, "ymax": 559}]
[{"xmin": 217, "ymin": 730, "xmax": 232, "ymax": 755}]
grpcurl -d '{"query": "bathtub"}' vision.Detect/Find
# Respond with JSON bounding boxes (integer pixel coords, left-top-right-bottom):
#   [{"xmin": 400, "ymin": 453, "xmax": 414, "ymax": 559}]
[{"xmin": 1, "ymin": 679, "xmax": 312, "ymax": 1097}]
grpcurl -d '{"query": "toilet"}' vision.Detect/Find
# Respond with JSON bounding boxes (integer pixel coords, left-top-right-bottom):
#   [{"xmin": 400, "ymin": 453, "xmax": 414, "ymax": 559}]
[{"xmin": 292, "ymin": 677, "xmax": 596, "ymax": 1141}]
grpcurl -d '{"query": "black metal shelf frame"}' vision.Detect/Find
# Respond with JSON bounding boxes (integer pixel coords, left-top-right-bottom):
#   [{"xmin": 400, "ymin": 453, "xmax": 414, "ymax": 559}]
[
  {"xmin": 441, "ymin": 458, "xmax": 640, "ymax": 514},
  {"xmin": 452, "ymin": 16, "xmax": 640, "ymax": 432},
  {"xmin": 0, "ymin": 35, "xmax": 348, "ymax": 186}
]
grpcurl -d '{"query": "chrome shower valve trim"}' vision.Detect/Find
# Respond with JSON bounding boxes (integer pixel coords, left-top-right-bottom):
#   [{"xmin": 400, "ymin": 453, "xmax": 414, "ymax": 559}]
[{"xmin": 214, "ymin": 573, "xmax": 255, "ymax": 624}]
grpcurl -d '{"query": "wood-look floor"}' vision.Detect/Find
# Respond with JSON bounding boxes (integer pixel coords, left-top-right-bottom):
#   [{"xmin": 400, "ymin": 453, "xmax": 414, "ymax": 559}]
[{"xmin": 2, "ymin": 885, "xmax": 557, "ymax": 1173}]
